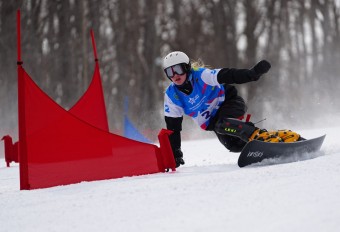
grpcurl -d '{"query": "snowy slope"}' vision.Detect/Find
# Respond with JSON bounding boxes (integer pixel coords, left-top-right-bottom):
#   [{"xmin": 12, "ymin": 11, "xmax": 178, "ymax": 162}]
[{"xmin": 0, "ymin": 127, "xmax": 340, "ymax": 232}]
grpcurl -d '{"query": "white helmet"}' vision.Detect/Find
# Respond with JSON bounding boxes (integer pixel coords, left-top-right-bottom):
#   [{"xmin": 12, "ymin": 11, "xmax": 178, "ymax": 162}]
[{"xmin": 163, "ymin": 51, "xmax": 190, "ymax": 69}]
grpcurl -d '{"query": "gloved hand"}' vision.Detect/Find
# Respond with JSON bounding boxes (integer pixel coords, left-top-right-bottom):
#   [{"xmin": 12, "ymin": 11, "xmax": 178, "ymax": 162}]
[
  {"xmin": 250, "ymin": 60, "xmax": 271, "ymax": 81},
  {"xmin": 173, "ymin": 149, "xmax": 185, "ymax": 167},
  {"xmin": 253, "ymin": 60, "xmax": 271, "ymax": 75}
]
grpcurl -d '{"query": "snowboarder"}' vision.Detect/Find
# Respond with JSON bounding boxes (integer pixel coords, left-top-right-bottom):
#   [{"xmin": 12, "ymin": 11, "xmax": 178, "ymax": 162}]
[{"xmin": 162, "ymin": 51, "xmax": 301, "ymax": 167}]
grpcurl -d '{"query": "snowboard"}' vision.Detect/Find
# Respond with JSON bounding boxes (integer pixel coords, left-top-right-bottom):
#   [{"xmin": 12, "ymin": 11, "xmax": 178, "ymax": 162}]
[{"xmin": 238, "ymin": 135, "xmax": 326, "ymax": 167}]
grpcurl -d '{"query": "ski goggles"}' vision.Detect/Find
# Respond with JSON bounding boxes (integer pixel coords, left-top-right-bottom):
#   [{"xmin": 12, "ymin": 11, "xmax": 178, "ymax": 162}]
[{"xmin": 164, "ymin": 64, "xmax": 186, "ymax": 78}]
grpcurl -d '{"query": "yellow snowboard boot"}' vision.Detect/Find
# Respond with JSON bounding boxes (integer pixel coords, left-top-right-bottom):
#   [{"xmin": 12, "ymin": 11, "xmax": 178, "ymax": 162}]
[{"xmin": 250, "ymin": 129, "xmax": 301, "ymax": 143}]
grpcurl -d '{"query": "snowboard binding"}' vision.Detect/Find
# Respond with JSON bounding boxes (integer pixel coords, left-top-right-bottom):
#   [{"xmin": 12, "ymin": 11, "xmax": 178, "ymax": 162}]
[{"xmin": 250, "ymin": 129, "xmax": 303, "ymax": 142}]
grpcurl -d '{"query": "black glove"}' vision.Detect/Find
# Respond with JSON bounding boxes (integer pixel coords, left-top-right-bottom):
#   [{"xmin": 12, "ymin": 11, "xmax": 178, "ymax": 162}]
[
  {"xmin": 173, "ymin": 148, "xmax": 185, "ymax": 167},
  {"xmin": 249, "ymin": 60, "xmax": 271, "ymax": 81},
  {"xmin": 253, "ymin": 60, "xmax": 271, "ymax": 75}
]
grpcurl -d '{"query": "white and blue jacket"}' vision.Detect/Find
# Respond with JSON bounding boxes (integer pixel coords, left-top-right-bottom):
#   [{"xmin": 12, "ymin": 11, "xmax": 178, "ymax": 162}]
[{"xmin": 164, "ymin": 67, "xmax": 225, "ymax": 130}]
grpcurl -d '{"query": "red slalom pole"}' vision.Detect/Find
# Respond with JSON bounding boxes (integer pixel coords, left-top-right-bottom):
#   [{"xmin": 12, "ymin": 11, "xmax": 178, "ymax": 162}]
[
  {"xmin": 90, "ymin": 29, "xmax": 98, "ymax": 62},
  {"xmin": 17, "ymin": 10, "xmax": 22, "ymax": 64},
  {"xmin": 17, "ymin": 9, "xmax": 29, "ymax": 190}
]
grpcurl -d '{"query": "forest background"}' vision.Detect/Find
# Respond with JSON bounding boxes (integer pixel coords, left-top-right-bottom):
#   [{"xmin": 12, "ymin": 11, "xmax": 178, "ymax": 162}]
[{"xmin": 0, "ymin": 0, "xmax": 339, "ymax": 143}]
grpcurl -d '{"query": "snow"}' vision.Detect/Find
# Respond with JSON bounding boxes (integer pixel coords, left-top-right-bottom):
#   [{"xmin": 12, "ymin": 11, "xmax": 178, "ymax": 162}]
[{"xmin": 1, "ymin": 126, "xmax": 340, "ymax": 232}]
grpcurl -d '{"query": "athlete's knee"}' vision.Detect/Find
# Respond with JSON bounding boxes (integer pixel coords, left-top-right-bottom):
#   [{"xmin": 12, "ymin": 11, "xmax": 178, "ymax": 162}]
[{"xmin": 215, "ymin": 118, "xmax": 256, "ymax": 142}]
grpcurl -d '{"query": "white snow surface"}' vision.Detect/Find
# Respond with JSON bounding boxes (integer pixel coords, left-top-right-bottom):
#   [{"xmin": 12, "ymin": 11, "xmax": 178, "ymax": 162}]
[{"xmin": 1, "ymin": 126, "xmax": 340, "ymax": 232}]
